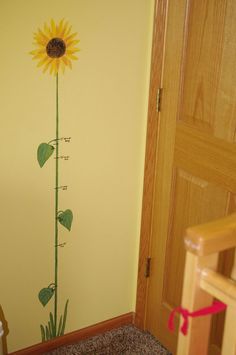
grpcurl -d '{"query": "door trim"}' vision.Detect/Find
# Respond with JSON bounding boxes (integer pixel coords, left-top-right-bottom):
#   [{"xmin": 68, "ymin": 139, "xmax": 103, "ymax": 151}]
[{"xmin": 135, "ymin": 0, "xmax": 168, "ymax": 329}]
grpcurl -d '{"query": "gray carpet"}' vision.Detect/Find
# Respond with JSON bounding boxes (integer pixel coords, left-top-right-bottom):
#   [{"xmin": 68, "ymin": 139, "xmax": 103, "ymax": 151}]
[{"xmin": 44, "ymin": 325, "xmax": 171, "ymax": 354}]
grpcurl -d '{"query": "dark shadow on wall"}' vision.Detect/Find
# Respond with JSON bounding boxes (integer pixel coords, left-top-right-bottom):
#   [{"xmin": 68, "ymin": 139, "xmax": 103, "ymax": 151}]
[{"xmin": 0, "ymin": 305, "xmax": 8, "ymax": 355}]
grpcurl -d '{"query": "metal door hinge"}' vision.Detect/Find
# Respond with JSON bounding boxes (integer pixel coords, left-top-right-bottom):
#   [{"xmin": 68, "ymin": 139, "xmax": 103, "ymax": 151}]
[
  {"xmin": 145, "ymin": 257, "xmax": 151, "ymax": 278},
  {"xmin": 156, "ymin": 88, "xmax": 163, "ymax": 112}
]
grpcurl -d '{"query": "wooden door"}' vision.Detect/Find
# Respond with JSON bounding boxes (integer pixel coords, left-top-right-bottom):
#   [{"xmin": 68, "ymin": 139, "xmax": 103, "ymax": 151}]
[{"xmin": 138, "ymin": 0, "xmax": 236, "ymax": 354}]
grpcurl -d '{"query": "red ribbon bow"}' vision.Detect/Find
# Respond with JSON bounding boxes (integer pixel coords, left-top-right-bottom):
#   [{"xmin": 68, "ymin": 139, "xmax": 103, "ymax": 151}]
[{"xmin": 168, "ymin": 300, "xmax": 227, "ymax": 336}]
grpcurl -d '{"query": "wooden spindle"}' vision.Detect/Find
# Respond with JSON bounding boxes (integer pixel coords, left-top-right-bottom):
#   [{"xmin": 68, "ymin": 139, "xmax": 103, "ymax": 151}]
[{"xmin": 177, "ymin": 252, "xmax": 218, "ymax": 355}]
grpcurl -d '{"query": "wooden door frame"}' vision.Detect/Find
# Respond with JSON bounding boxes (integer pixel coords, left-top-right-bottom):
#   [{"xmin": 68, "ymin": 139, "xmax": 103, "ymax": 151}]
[{"xmin": 135, "ymin": 0, "xmax": 168, "ymax": 329}]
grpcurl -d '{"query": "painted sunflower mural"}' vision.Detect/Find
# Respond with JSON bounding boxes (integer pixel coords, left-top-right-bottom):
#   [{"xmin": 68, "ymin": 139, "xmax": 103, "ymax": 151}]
[
  {"xmin": 30, "ymin": 19, "xmax": 80, "ymax": 341},
  {"xmin": 31, "ymin": 19, "xmax": 79, "ymax": 74}
]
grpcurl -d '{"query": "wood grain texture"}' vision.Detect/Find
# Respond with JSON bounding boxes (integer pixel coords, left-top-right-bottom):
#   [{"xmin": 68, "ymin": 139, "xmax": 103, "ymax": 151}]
[
  {"xmin": 175, "ymin": 123, "xmax": 236, "ymax": 193},
  {"xmin": 185, "ymin": 213, "xmax": 236, "ymax": 256},
  {"xmin": 9, "ymin": 312, "xmax": 134, "ymax": 355},
  {"xmin": 135, "ymin": 0, "xmax": 168, "ymax": 329},
  {"xmin": 179, "ymin": 0, "xmax": 236, "ymax": 142}
]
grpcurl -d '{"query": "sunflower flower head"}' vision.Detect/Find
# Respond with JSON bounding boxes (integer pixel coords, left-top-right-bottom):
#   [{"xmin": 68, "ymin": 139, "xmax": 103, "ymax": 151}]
[{"xmin": 30, "ymin": 19, "xmax": 80, "ymax": 75}]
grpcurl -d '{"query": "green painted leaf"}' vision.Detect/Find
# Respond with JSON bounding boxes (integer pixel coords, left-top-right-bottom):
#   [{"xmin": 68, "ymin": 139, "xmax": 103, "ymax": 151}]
[
  {"xmin": 48, "ymin": 321, "xmax": 52, "ymax": 338},
  {"xmin": 58, "ymin": 210, "xmax": 73, "ymax": 231},
  {"xmin": 49, "ymin": 312, "xmax": 56, "ymax": 337},
  {"xmin": 38, "ymin": 287, "xmax": 54, "ymax": 307},
  {"xmin": 40, "ymin": 324, "xmax": 46, "ymax": 342},
  {"xmin": 37, "ymin": 143, "xmax": 54, "ymax": 167},
  {"xmin": 45, "ymin": 325, "xmax": 50, "ymax": 341},
  {"xmin": 48, "ymin": 319, "xmax": 54, "ymax": 339},
  {"xmin": 57, "ymin": 316, "xmax": 63, "ymax": 337},
  {"xmin": 60, "ymin": 299, "xmax": 69, "ymax": 336}
]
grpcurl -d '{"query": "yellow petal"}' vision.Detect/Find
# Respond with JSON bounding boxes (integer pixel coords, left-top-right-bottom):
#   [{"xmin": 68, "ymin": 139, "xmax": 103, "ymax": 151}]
[
  {"xmin": 60, "ymin": 59, "xmax": 66, "ymax": 74},
  {"xmin": 67, "ymin": 53, "xmax": 78, "ymax": 60},
  {"xmin": 50, "ymin": 60, "xmax": 56, "ymax": 75},
  {"xmin": 50, "ymin": 59, "xmax": 59, "ymax": 75},
  {"xmin": 50, "ymin": 19, "xmax": 56, "ymax": 37},
  {"xmin": 35, "ymin": 35, "xmax": 47, "ymax": 46},
  {"xmin": 60, "ymin": 21, "xmax": 69, "ymax": 38},
  {"xmin": 57, "ymin": 18, "xmax": 65, "ymax": 37},
  {"xmin": 43, "ymin": 58, "xmax": 53, "ymax": 73},
  {"xmin": 44, "ymin": 22, "xmax": 51, "ymax": 38},
  {"xmin": 55, "ymin": 59, "xmax": 60, "ymax": 74},
  {"xmin": 39, "ymin": 28, "xmax": 49, "ymax": 40},
  {"xmin": 66, "ymin": 47, "xmax": 80, "ymax": 53},
  {"xmin": 65, "ymin": 25, "xmax": 72, "ymax": 37},
  {"xmin": 30, "ymin": 48, "xmax": 46, "ymax": 56},
  {"xmin": 64, "ymin": 32, "xmax": 77, "ymax": 42},
  {"xmin": 37, "ymin": 55, "xmax": 50, "ymax": 68},
  {"xmin": 62, "ymin": 56, "xmax": 72, "ymax": 69},
  {"xmin": 61, "ymin": 56, "xmax": 69, "ymax": 66},
  {"xmin": 66, "ymin": 39, "xmax": 80, "ymax": 47},
  {"xmin": 36, "ymin": 29, "xmax": 49, "ymax": 45},
  {"xmin": 53, "ymin": 61, "xmax": 58, "ymax": 75},
  {"xmin": 32, "ymin": 53, "xmax": 45, "ymax": 60},
  {"xmin": 30, "ymin": 49, "xmax": 38, "ymax": 55}
]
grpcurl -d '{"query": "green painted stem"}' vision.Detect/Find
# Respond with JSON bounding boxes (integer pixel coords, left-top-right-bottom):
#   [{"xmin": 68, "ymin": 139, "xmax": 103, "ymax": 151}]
[{"xmin": 54, "ymin": 73, "xmax": 59, "ymax": 332}]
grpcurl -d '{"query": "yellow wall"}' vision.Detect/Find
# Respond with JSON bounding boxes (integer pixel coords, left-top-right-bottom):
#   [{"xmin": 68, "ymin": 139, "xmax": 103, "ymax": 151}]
[{"xmin": 0, "ymin": 0, "xmax": 154, "ymax": 352}]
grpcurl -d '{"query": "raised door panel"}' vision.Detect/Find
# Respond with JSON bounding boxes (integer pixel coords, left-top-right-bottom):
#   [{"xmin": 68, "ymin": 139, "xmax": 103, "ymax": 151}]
[{"xmin": 164, "ymin": 169, "xmax": 228, "ymax": 309}]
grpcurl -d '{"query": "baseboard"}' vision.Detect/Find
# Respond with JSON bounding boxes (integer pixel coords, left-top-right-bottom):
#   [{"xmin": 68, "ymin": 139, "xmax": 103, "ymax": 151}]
[{"xmin": 9, "ymin": 312, "xmax": 135, "ymax": 355}]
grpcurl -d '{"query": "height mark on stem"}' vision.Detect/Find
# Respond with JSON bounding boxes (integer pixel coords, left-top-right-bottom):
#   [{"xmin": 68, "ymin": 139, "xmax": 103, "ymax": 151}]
[
  {"xmin": 54, "ymin": 155, "xmax": 70, "ymax": 160},
  {"xmin": 54, "ymin": 185, "xmax": 68, "ymax": 191}
]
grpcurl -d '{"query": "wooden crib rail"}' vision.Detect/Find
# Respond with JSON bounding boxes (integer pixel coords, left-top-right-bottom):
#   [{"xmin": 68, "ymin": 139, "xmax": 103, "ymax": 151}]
[
  {"xmin": 200, "ymin": 268, "xmax": 236, "ymax": 308},
  {"xmin": 184, "ymin": 212, "xmax": 236, "ymax": 256},
  {"xmin": 177, "ymin": 213, "xmax": 236, "ymax": 355}
]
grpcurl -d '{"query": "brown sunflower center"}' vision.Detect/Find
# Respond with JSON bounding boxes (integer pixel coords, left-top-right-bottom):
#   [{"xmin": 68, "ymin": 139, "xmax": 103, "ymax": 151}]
[{"xmin": 46, "ymin": 38, "xmax": 66, "ymax": 58}]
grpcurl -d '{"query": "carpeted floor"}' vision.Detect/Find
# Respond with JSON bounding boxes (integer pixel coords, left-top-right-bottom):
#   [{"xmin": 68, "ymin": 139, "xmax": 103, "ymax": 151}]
[{"xmin": 44, "ymin": 325, "xmax": 172, "ymax": 355}]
